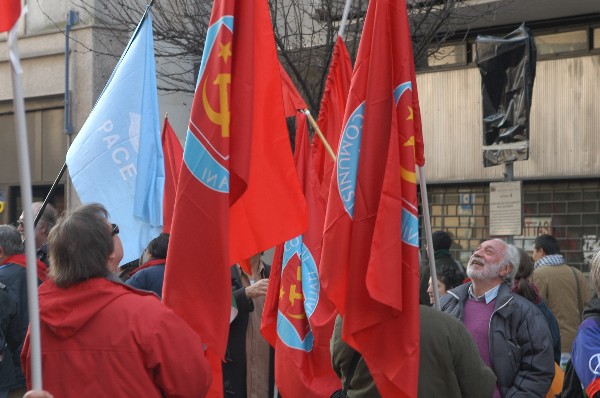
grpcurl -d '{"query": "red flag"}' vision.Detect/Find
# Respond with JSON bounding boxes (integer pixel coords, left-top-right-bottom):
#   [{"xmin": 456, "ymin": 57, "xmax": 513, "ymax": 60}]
[
  {"xmin": 313, "ymin": 35, "xmax": 352, "ymax": 202},
  {"xmin": 262, "ymin": 112, "xmax": 339, "ymax": 398},
  {"xmin": 280, "ymin": 63, "xmax": 307, "ymax": 117},
  {"xmin": 161, "ymin": 116, "xmax": 183, "ymax": 234},
  {"xmin": 0, "ymin": 0, "xmax": 20, "ymax": 32},
  {"xmin": 319, "ymin": 0, "xmax": 425, "ymax": 396},
  {"xmin": 163, "ymin": 0, "xmax": 307, "ymax": 396}
]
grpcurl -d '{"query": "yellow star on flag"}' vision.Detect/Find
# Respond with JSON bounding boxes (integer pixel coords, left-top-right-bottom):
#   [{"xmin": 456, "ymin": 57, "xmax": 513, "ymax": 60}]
[{"xmin": 219, "ymin": 42, "xmax": 232, "ymax": 63}]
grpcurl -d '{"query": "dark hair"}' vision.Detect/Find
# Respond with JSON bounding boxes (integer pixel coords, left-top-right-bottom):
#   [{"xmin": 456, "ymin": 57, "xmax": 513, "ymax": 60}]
[
  {"xmin": 512, "ymin": 248, "xmax": 540, "ymax": 304},
  {"xmin": 432, "ymin": 231, "xmax": 452, "ymax": 251},
  {"xmin": 147, "ymin": 233, "xmax": 169, "ymax": 259},
  {"xmin": 437, "ymin": 262, "xmax": 465, "ymax": 291},
  {"xmin": 0, "ymin": 225, "xmax": 24, "ymax": 256},
  {"xmin": 48, "ymin": 203, "xmax": 112, "ymax": 288},
  {"xmin": 534, "ymin": 234, "xmax": 561, "ymax": 255}
]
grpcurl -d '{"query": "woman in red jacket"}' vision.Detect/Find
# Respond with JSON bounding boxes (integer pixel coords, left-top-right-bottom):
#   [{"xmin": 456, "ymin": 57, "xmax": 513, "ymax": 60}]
[{"xmin": 21, "ymin": 204, "xmax": 211, "ymax": 398}]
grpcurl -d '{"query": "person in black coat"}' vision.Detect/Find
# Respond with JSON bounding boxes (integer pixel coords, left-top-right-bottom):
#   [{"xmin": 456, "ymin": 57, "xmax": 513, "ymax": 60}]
[
  {"xmin": 512, "ymin": 248, "xmax": 561, "ymax": 364},
  {"xmin": 0, "ymin": 281, "xmax": 24, "ymax": 397},
  {"xmin": 125, "ymin": 233, "xmax": 169, "ymax": 298}
]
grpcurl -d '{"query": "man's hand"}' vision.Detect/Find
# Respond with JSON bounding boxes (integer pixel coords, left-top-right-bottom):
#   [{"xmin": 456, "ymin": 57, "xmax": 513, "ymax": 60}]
[{"xmin": 245, "ymin": 278, "xmax": 269, "ymax": 299}]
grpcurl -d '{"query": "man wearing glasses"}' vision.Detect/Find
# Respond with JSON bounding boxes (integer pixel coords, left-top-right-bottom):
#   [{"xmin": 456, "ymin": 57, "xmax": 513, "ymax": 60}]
[{"xmin": 16, "ymin": 202, "xmax": 56, "ymax": 268}]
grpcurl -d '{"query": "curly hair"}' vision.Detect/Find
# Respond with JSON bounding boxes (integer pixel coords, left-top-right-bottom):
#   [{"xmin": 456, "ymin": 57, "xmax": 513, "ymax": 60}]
[{"xmin": 437, "ymin": 262, "xmax": 466, "ymax": 291}]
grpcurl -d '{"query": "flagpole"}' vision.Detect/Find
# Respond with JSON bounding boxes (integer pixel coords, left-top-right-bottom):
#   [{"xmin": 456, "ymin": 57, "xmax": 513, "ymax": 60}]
[
  {"xmin": 8, "ymin": 24, "xmax": 43, "ymax": 389},
  {"xmin": 301, "ymin": 109, "xmax": 336, "ymax": 162},
  {"xmin": 337, "ymin": 0, "xmax": 354, "ymax": 39},
  {"xmin": 33, "ymin": 163, "xmax": 67, "ymax": 227},
  {"xmin": 42, "ymin": 4, "xmax": 159, "ymax": 217},
  {"xmin": 418, "ymin": 166, "xmax": 441, "ymax": 310}
]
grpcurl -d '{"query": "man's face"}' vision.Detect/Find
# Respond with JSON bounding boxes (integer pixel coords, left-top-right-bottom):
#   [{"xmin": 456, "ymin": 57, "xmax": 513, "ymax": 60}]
[
  {"xmin": 467, "ymin": 240, "xmax": 510, "ymax": 281},
  {"xmin": 17, "ymin": 210, "xmax": 46, "ymax": 249},
  {"xmin": 106, "ymin": 221, "xmax": 124, "ymax": 272},
  {"xmin": 532, "ymin": 246, "xmax": 543, "ymax": 262},
  {"xmin": 427, "ymin": 277, "xmax": 447, "ymax": 305}
]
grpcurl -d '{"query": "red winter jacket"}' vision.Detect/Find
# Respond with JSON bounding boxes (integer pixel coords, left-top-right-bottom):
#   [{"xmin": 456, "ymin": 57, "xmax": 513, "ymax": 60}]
[{"xmin": 22, "ymin": 277, "xmax": 211, "ymax": 397}]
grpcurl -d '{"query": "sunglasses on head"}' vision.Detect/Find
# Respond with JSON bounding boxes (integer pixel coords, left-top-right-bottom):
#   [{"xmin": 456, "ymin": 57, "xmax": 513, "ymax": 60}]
[{"xmin": 111, "ymin": 223, "xmax": 119, "ymax": 236}]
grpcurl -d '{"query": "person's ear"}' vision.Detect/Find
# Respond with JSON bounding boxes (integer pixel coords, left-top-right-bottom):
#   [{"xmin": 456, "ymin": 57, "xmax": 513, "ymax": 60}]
[
  {"xmin": 107, "ymin": 250, "xmax": 118, "ymax": 272},
  {"xmin": 500, "ymin": 264, "xmax": 512, "ymax": 278}
]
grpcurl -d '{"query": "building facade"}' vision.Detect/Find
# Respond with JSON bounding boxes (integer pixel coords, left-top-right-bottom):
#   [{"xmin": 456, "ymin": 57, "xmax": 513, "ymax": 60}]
[
  {"xmin": 0, "ymin": 0, "xmax": 193, "ymax": 225},
  {"xmin": 417, "ymin": 1, "xmax": 600, "ymax": 270},
  {"xmin": 1, "ymin": 0, "xmax": 599, "ymax": 270}
]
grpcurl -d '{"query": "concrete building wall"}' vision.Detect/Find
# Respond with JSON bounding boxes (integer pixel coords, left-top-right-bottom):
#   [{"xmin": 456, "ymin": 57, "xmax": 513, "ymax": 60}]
[{"xmin": 417, "ymin": 54, "xmax": 600, "ymax": 183}]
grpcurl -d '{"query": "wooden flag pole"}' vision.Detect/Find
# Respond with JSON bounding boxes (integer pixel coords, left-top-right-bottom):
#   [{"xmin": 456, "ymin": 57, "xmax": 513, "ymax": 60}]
[
  {"xmin": 418, "ymin": 166, "xmax": 441, "ymax": 310},
  {"xmin": 301, "ymin": 109, "xmax": 336, "ymax": 162}
]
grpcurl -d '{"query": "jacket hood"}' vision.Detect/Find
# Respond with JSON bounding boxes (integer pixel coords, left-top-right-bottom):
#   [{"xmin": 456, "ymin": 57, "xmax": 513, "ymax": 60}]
[
  {"xmin": 583, "ymin": 294, "xmax": 600, "ymax": 320},
  {"xmin": 38, "ymin": 277, "xmax": 154, "ymax": 339}
]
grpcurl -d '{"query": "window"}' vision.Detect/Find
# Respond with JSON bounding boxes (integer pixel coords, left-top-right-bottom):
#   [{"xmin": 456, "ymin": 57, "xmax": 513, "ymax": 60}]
[
  {"xmin": 427, "ymin": 43, "xmax": 467, "ymax": 67},
  {"xmin": 594, "ymin": 27, "xmax": 600, "ymax": 49},
  {"xmin": 535, "ymin": 30, "xmax": 588, "ymax": 56}
]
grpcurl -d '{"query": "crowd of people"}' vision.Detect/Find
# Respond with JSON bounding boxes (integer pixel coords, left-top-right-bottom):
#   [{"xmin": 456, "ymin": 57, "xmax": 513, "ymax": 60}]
[{"xmin": 0, "ymin": 202, "xmax": 598, "ymax": 398}]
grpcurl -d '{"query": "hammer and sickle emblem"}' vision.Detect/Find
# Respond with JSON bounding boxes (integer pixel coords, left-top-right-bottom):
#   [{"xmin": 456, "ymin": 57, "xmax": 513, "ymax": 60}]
[
  {"xmin": 286, "ymin": 265, "xmax": 306, "ymax": 320},
  {"xmin": 400, "ymin": 135, "xmax": 416, "ymax": 184},
  {"xmin": 202, "ymin": 73, "xmax": 231, "ymax": 137}
]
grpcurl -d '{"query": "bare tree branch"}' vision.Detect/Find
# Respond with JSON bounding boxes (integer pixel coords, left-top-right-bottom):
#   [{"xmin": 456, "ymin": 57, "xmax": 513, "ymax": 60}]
[{"xmin": 64, "ymin": 0, "xmax": 513, "ymax": 110}]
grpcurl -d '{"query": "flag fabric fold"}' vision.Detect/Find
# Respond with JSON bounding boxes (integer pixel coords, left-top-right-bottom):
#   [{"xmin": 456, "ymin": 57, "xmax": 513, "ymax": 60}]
[
  {"xmin": 313, "ymin": 35, "xmax": 353, "ymax": 203},
  {"xmin": 319, "ymin": 0, "xmax": 425, "ymax": 396},
  {"xmin": 280, "ymin": 63, "xmax": 307, "ymax": 117},
  {"xmin": 160, "ymin": 116, "xmax": 183, "ymax": 234},
  {"xmin": 0, "ymin": 0, "xmax": 21, "ymax": 32},
  {"xmin": 162, "ymin": 0, "xmax": 307, "ymax": 395},
  {"xmin": 262, "ymin": 112, "xmax": 339, "ymax": 398},
  {"xmin": 66, "ymin": 11, "xmax": 164, "ymax": 265}
]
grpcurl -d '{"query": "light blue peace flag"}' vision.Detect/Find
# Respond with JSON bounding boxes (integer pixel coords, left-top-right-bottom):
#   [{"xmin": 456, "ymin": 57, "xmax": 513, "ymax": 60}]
[{"xmin": 66, "ymin": 10, "xmax": 164, "ymax": 264}]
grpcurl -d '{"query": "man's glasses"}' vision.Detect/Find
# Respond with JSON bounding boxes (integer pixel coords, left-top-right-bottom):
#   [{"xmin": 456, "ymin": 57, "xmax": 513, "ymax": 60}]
[{"xmin": 111, "ymin": 223, "xmax": 119, "ymax": 236}]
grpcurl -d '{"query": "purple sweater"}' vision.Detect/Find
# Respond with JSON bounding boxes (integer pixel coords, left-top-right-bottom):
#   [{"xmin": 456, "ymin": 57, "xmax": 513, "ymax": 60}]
[{"xmin": 464, "ymin": 298, "xmax": 500, "ymax": 398}]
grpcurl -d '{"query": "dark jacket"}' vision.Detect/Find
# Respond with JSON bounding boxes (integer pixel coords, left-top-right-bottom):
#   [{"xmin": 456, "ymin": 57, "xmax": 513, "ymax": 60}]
[
  {"xmin": 441, "ymin": 282, "xmax": 555, "ymax": 397},
  {"xmin": 36, "ymin": 242, "xmax": 49, "ymax": 269},
  {"xmin": 330, "ymin": 315, "xmax": 380, "ymax": 398},
  {"xmin": 0, "ymin": 263, "xmax": 29, "ymax": 337},
  {"xmin": 536, "ymin": 300, "xmax": 562, "ymax": 364},
  {"xmin": 125, "ymin": 263, "xmax": 165, "ymax": 298},
  {"xmin": 223, "ymin": 265, "xmax": 275, "ymax": 397},
  {"xmin": 330, "ymin": 307, "xmax": 497, "ymax": 398},
  {"xmin": 0, "ymin": 262, "xmax": 32, "ymax": 389},
  {"xmin": 0, "ymin": 282, "xmax": 23, "ymax": 390},
  {"xmin": 419, "ymin": 305, "xmax": 496, "ymax": 397}
]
